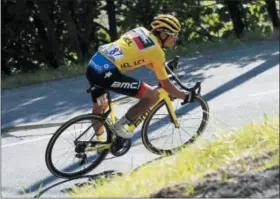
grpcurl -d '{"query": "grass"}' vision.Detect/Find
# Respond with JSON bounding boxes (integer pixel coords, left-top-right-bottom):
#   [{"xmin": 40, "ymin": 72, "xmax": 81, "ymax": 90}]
[
  {"xmin": 2, "ymin": 29, "xmax": 278, "ymax": 90},
  {"xmin": 1, "ymin": 63, "xmax": 87, "ymax": 90},
  {"xmin": 67, "ymin": 116, "xmax": 279, "ymax": 198},
  {"xmin": 20, "ymin": 183, "xmax": 43, "ymax": 198}
]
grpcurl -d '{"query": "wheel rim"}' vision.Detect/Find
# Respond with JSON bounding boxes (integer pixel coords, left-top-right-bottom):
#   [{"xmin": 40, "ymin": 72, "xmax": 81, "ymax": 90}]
[
  {"xmin": 143, "ymin": 97, "xmax": 209, "ymax": 154},
  {"xmin": 46, "ymin": 115, "xmax": 111, "ymax": 178}
]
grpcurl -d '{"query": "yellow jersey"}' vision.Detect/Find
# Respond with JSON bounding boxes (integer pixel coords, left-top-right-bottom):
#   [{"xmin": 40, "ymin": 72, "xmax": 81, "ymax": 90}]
[{"xmin": 98, "ymin": 27, "xmax": 168, "ymax": 80}]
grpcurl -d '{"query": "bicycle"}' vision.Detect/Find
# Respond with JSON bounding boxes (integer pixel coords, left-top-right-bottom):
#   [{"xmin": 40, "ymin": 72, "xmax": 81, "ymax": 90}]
[{"xmin": 45, "ymin": 56, "xmax": 210, "ymax": 179}]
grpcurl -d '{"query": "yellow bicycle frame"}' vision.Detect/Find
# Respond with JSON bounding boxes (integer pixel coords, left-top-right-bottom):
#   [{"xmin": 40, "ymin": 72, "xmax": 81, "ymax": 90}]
[
  {"xmin": 110, "ymin": 87, "xmax": 180, "ymax": 133},
  {"xmin": 84, "ymin": 87, "xmax": 182, "ymax": 152}
]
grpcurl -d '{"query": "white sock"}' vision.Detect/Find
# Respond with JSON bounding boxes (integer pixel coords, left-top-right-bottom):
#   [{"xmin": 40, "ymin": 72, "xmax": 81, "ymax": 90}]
[{"xmin": 114, "ymin": 115, "xmax": 131, "ymax": 130}]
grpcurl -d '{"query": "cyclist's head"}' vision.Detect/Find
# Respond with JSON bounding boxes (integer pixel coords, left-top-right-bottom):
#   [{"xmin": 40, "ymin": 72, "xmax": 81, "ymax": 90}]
[{"xmin": 151, "ymin": 14, "xmax": 181, "ymax": 48}]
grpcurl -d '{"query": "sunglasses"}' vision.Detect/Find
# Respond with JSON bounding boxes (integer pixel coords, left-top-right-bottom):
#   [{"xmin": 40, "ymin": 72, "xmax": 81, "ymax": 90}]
[
  {"xmin": 158, "ymin": 28, "xmax": 179, "ymax": 38},
  {"xmin": 164, "ymin": 31, "xmax": 179, "ymax": 38}
]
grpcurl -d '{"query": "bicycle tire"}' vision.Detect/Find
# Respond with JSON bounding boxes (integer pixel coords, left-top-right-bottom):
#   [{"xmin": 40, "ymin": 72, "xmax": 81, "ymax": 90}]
[
  {"xmin": 141, "ymin": 95, "xmax": 209, "ymax": 155},
  {"xmin": 45, "ymin": 114, "xmax": 113, "ymax": 179}
]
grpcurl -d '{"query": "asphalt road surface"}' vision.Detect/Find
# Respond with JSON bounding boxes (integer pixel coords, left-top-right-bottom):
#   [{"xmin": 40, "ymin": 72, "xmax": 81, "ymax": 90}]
[{"xmin": 1, "ymin": 39, "xmax": 279, "ymax": 197}]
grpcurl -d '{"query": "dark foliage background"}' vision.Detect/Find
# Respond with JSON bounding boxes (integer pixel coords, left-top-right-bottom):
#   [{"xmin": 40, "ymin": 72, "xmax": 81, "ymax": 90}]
[{"xmin": 1, "ymin": 0, "xmax": 279, "ymax": 76}]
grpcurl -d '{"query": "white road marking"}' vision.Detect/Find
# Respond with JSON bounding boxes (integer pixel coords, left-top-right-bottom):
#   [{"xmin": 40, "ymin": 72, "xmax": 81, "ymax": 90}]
[
  {"xmin": 1, "ymin": 89, "xmax": 279, "ymax": 148},
  {"xmin": 1, "ymin": 135, "xmax": 52, "ymax": 148},
  {"xmin": 250, "ymin": 89, "xmax": 279, "ymax": 97},
  {"xmin": 210, "ymin": 88, "xmax": 279, "ymax": 109}
]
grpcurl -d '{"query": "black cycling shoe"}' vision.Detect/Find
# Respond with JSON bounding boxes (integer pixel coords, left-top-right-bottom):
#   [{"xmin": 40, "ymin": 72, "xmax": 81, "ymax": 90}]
[{"xmin": 110, "ymin": 136, "xmax": 132, "ymax": 157}]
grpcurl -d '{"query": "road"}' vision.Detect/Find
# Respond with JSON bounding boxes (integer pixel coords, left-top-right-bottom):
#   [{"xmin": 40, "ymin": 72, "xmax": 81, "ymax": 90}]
[{"xmin": 1, "ymin": 39, "xmax": 279, "ymax": 197}]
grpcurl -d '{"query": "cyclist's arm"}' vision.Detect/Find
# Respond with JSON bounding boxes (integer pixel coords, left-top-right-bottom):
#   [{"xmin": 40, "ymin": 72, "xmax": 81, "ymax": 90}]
[
  {"xmin": 159, "ymin": 79, "xmax": 186, "ymax": 100},
  {"xmin": 151, "ymin": 50, "xmax": 186, "ymax": 100}
]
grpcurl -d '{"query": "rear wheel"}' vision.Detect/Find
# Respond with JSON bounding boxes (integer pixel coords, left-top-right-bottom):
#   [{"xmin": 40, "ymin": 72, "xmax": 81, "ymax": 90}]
[
  {"xmin": 141, "ymin": 96, "xmax": 209, "ymax": 155},
  {"xmin": 45, "ymin": 114, "xmax": 113, "ymax": 179}
]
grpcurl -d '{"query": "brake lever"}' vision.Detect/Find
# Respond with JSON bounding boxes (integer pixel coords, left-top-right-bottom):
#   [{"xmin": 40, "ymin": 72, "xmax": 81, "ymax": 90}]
[
  {"xmin": 166, "ymin": 56, "xmax": 180, "ymax": 74},
  {"xmin": 181, "ymin": 82, "xmax": 201, "ymax": 105}
]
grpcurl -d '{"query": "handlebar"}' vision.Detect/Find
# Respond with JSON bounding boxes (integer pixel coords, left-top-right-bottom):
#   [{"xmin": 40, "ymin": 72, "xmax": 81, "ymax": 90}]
[
  {"xmin": 166, "ymin": 55, "xmax": 180, "ymax": 74},
  {"xmin": 164, "ymin": 56, "xmax": 202, "ymax": 105}
]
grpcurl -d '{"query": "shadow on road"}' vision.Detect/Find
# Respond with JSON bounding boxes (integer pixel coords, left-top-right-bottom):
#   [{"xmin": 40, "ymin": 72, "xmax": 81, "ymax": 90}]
[
  {"xmin": 31, "ymin": 170, "xmax": 122, "ymax": 198},
  {"xmin": 18, "ymin": 152, "xmax": 120, "ymax": 196},
  {"xmin": 129, "ymin": 51, "xmax": 279, "ymax": 142},
  {"xmin": 2, "ymin": 40, "xmax": 278, "ymax": 129},
  {"xmin": 31, "ymin": 156, "xmax": 167, "ymax": 198}
]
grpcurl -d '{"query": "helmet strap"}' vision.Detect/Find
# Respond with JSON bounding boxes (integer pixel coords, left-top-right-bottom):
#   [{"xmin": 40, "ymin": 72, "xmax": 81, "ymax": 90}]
[
  {"xmin": 152, "ymin": 30, "xmax": 169, "ymax": 48},
  {"xmin": 161, "ymin": 35, "xmax": 169, "ymax": 48}
]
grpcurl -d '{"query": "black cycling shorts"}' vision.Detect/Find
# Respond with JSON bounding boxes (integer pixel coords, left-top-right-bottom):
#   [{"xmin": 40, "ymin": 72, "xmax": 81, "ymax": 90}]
[{"xmin": 86, "ymin": 52, "xmax": 147, "ymax": 103}]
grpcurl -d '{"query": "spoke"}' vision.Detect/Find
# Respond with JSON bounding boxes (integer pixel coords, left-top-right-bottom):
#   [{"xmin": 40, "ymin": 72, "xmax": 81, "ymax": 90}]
[
  {"xmin": 65, "ymin": 123, "xmax": 81, "ymax": 140},
  {"xmin": 158, "ymin": 122, "xmax": 172, "ymax": 136},
  {"xmin": 179, "ymin": 126, "xmax": 198, "ymax": 129},
  {"xmin": 176, "ymin": 117, "xmax": 202, "ymax": 120},
  {"xmin": 151, "ymin": 116, "xmax": 171, "ymax": 129},
  {"xmin": 69, "ymin": 156, "xmax": 78, "ymax": 173},
  {"xmin": 171, "ymin": 128, "xmax": 175, "ymax": 147},
  {"xmin": 178, "ymin": 128, "xmax": 183, "ymax": 144},
  {"xmin": 154, "ymin": 113, "xmax": 169, "ymax": 116},
  {"xmin": 149, "ymin": 102, "xmax": 202, "ymax": 150},
  {"xmin": 53, "ymin": 147, "xmax": 72, "ymax": 153},
  {"xmin": 151, "ymin": 120, "xmax": 171, "ymax": 128},
  {"xmin": 66, "ymin": 128, "xmax": 76, "ymax": 140},
  {"xmin": 76, "ymin": 123, "xmax": 95, "ymax": 141},
  {"xmin": 160, "ymin": 124, "xmax": 175, "ymax": 149},
  {"xmin": 58, "ymin": 136, "xmax": 74, "ymax": 146},
  {"xmin": 152, "ymin": 116, "xmax": 169, "ymax": 120},
  {"xmin": 151, "ymin": 119, "xmax": 170, "ymax": 128},
  {"xmin": 73, "ymin": 124, "xmax": 76, "ymax": 140},
  {"xmin": 149, "ymin": 134, "xmax": 169, "ymax": 142},
  {"xmin": 161, "ymin": 130, "xmax": 173, "ymax": 149},
  {"xmin": 54, "ymin": 149, "xmax": 73, "ymax": 167},
  {"xmin": 179, "ymin": 127, "xmax": 194, "ymax": 137},
  {"xmin": 82, "ymin": 124, "xmax": 92, "ymax": 141},
  {"xmin": 79, "ymin": 121, "xmax": 83, "ymax": 138},
  {"xmin": 84, "ymin": 157, "xmax": 90, "ymax": 166},
  {"xmin": 149, "ymin": 122, "xmax": 171, "ymax": 146},
  {"xmin": 180, "ymin": 109, "xmax": 201, "ymax": 115}
]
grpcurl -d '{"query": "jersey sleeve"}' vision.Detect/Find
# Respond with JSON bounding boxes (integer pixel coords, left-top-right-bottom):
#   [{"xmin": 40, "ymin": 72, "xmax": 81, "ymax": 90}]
[{"xmin": 152, "ymin": 49, "xmax": 168, "ymax": 80}]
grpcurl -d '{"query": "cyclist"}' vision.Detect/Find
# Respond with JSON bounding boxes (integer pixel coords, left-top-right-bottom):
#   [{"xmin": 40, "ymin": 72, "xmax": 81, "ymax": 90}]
[{"xmin": 86, "ymin": 14, "xmax": 191, "ymax": 151}]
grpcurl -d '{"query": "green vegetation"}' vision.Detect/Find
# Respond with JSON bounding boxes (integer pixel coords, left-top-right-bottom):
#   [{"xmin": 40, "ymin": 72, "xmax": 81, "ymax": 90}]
[
  {"xmin": 2, "ymin": 29, "xmax": 276, "ymax": 90},
  {"xmin": 67, "ymin": 116, "xmax": 279, "ymax": 198},
  {"xmin": 2, "ymin": 64, "xmax": 86, "ymax": 90},
  {"xmin": 2, "ymin": 0, "xmax": 279, "ymax": 77}
]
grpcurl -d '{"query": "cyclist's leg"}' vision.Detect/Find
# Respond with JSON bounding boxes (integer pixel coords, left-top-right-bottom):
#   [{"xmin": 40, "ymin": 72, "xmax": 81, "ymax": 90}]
[
  {"xmin": 86, "ymin": 68, "xmax": 108, "ymax": 138},
  {"xmin": 91, "ymin": 88, "xmax": 108, "ymax": 136},
  {"xmin": 103, "ymin": 72, "xmax": 160, "ymax": 133},
  {"xmin": 86, "ymin": 52, "xmax": 159, "ymax": 138},
  {"xmin": 125, "ymin": 83, "xmax": 159, "ymax": 120}
]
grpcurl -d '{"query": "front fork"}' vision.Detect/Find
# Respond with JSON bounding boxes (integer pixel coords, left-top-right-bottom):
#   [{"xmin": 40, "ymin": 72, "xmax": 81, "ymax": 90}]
[{"xmin": 159, "ymin": 89, "xmax": 180, "ymax": 128}]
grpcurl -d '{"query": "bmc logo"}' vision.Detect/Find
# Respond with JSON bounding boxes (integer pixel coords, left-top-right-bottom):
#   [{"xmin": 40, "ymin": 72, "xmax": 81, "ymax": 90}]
[
  {"xmin": 111, "ymin": 81, "xmax": 139, "ymax": 89},
  {"xmin": 132, "ymin": 109, "xmax": 152, "ymax": 126}
]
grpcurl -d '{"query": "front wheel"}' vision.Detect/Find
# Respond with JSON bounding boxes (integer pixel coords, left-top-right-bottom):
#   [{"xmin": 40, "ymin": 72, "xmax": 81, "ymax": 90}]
[{"xmin": 141, "ymin": 96, "xmax": 209, "ymax": 155}]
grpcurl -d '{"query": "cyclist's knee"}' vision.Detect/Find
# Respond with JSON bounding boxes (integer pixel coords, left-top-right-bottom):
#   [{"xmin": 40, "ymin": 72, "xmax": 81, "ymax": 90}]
[
  {"xmin": 92, "ymin": 102, "xmax": 108, "ymax": 114},
  {"xmin": 150, "ymin": 89, "xmax": 160, "ymax": 103},
  {"xmin": 140, "ymin": 85, "xmax": 160, "ymax": 103}
]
